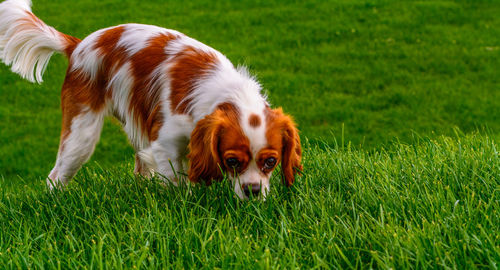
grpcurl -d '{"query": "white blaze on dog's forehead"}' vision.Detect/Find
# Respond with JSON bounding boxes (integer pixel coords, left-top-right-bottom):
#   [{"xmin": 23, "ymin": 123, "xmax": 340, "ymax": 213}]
[
  {"xmin": 227, "ymin": 68, "xmax": 268, "ymax": 156},
  {"xmin": 241, "ymin": 108, "xmax": 267, "ymax": 156}
]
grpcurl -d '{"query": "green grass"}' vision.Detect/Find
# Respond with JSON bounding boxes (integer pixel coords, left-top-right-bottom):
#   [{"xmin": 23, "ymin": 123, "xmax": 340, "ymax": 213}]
[
  {"xmin": 1, "ymin": 0, "xmax": 499, "ymax": 268},
  {"xmin": 1, "ymin": 134, "xmax": 498, "ymax": 268}
]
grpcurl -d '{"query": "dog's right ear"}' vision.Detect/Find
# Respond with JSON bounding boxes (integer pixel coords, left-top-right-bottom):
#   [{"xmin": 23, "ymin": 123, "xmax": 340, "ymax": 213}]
[{"xmin": 187, "ymin": 111, "xmax": 225, "ymax": 184}]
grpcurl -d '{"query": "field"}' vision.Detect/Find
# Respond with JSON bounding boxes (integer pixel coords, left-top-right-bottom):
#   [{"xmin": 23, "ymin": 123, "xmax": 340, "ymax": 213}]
[
  {"xmin": 0, "ymin": 0, "xmax": 499, "ymax": 268},
  {"xmin": 1, "ymin": 135, "xmax": 498, "ymax": 268}
]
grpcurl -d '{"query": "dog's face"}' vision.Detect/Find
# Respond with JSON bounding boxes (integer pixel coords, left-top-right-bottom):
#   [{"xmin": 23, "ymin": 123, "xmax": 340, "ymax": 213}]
[{"xmin": 187, "ymin": 103, "xmax": 302, "ymax": 199}]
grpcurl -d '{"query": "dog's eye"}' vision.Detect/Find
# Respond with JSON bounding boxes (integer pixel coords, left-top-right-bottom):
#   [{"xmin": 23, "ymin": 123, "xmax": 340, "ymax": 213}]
[
  {"xmin": 226, "ymin": 158, "xmax": 240, "ymax": 168},
  {"xmin": 264, "ymin": 157, "xmax": 277, "ymax": 169}
]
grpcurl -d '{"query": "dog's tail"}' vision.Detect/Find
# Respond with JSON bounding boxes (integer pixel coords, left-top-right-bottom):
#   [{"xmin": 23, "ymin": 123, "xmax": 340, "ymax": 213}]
[{"xmin": 0, "ymin": 0, "xmax": 80, "ymax": 83}]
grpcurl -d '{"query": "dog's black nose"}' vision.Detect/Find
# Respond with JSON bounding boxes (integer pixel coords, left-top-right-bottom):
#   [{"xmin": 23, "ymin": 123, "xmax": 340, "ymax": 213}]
[{"xmin": 242, "ymin": 184, "xmax": 261, "ymax": 197}]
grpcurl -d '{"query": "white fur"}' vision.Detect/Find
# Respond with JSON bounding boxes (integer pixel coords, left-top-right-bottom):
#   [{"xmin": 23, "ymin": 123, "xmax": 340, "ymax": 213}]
[
  {"xmin": 151, "ymin": 114, "xmax": 193, "ymax": 185},
  {"xmin": 185, "ymin": 62, "xmax": 266, "ymax": 123},
  {"xmin": 48, "ymin": 108, "xmax": 105, "ymax": 189},
  {"xmin": 107, "ymin": 61, "xmax": 151, "ymax": 150},
  {"xmin": 108, "ymin": 62, "xmax": 133, "ymax": 121},
  {"xmin": 138, "ymin": 147, "xmax": 157, "ymax": 172},
  {"xmin": 70, "ymin": 27, "xmax": 108, "ymax": 81},
  {"xmin": 0, "ymin": 0, "xmax": 67, "ymax": 83},
  {"xmin": 232, "ymin": 87, "xmax": 270, "ymax": 199},
  {"xmin": 118, "ymin": 24, "xmax": 171, "ymax": 56}
]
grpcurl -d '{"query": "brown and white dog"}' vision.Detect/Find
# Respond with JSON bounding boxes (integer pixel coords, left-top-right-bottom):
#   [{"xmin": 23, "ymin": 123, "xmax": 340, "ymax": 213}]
[{"xmin": 0, "ymin": 0, "xmax": 302, "ymax": 199}]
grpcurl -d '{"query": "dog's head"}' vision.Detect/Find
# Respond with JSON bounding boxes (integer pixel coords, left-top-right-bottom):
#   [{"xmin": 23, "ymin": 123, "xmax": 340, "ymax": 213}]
[{"xmin": 187, "ymin": 103, "xmax": 302, "ymax": 199}]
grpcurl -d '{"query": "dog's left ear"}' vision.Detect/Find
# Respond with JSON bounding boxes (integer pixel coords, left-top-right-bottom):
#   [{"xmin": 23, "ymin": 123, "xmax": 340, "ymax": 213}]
[{"xmin": 266, "ymin": 108, "xmax": 302, "ymax": 187}]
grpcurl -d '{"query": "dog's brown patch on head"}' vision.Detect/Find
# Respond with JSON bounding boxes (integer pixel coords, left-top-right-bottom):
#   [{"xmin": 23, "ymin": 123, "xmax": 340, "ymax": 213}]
[
  {"xmin": 217, "ymin": 102, "xmax": 240, "ymax": 118},
  {"xmin": 248, "ymin": 114, "xmax": 261, "ymax": 128},
  {"xmin": 169, "ymin": 46, "xmax": 218, "ymax": 114},
  {"xmin": 129, "ymin": 33, "xmax": 178, "ymax": 140}
]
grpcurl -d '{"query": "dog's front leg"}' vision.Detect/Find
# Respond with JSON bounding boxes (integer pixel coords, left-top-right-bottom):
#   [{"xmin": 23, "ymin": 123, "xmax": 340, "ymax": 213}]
[
  {"xmin": 152, "ymin": 150, "xmax": 181, "ymax": 185},
  {"xmin": 149, "ymin": 116, "xmax": 193, "ymax": 185},
  {"xmin": 150, "ymin": 139, "xmax": 189, "ymax": 185}
]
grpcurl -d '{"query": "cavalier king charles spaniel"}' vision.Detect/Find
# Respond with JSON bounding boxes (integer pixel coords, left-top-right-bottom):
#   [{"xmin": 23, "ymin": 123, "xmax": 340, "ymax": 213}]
[{"xmin": 0, "ymin": 0, "xmax": 302, "ymax": 199}]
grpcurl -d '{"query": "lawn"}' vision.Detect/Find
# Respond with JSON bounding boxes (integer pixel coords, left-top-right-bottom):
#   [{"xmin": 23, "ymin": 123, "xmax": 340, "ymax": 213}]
[
  {"xmin": 0, "ymin": 0, "xmax": 499, "ymax": 268},
  {"xmin": 1, "ymin": 134, "xmax": 498, "ymax": 268}
]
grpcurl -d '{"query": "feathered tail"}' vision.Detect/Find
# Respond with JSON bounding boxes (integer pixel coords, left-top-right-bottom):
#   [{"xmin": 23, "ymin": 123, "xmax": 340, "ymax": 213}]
[{"xmin": 0, "ymin": 0, "xmax": 80, "ymax": 83}]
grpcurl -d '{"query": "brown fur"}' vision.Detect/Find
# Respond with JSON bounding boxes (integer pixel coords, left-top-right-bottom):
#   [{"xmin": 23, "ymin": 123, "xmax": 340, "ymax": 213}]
[
  {"xmin": 188, "ymin": 104, "xmax": 302, "ymax": 186},
  {"xmin": 255, "ymin": 149, "xmax": 280, "ymax": 174},
  {"xmin": 59, "ymin": 27, "xmax": 127, "ymax": 124},
  {"xmin": 129, "ymin": 33, "xmax": 178, "ymax": 140},
  {"xmin": 94, "ymin": 26, "xmax": 127, "ymax": 81},
  {"xmin": 60, "ymin": 67, "xmax": 104, "ymax": 142},
  {"xmin": 62, "ymin": 33, "xmax": 81, "ymax": 56},
  {"xmin": 265, "ymin": 108, "xmax": 302, "ymax": 186},
  {"xmin": 217, "ymin": 103, "xmax": 251, "ymax": 176},
  {"xmin": 187, "ymin": 103, "xmax": 251, "ymax": 183},
  {"xmin": 248, "ymin": 114, "xmax": 261, "ymax": 127},
  {"xmin": 169, "ymin": 46, "xmax": 218, "ymax": 114}
]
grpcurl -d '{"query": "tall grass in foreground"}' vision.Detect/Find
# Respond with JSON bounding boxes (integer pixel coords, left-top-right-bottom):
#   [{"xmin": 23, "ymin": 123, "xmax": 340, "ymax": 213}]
[{"xmin": 0, "ymin": 134, "xmax": 498, "ymax": 269}]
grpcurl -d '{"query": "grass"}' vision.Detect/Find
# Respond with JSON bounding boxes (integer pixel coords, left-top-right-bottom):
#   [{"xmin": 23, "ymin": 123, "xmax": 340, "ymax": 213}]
[
  {"xmin": 0, "ymin": 0, "xmax": 499, "ymax": 268},
  {"xmin": 0, "ymin": 133, "xmax": 498, "ymax": 268}
]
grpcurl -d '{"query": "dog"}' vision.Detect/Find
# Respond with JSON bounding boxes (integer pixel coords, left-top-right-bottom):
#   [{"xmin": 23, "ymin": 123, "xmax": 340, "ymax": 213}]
[{"xmin": 0, "ymin": 0, "xmax": 302, "ymax": 199}]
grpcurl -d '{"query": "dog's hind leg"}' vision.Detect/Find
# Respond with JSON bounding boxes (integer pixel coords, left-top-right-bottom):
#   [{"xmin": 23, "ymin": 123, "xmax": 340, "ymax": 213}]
[
  {"xmin": 47, "ymin": 106, "xmax": 106, "ymax": 190},
  {"xmin": 48, "ymin": 108, "xmax": 105, "ymax": 189}
]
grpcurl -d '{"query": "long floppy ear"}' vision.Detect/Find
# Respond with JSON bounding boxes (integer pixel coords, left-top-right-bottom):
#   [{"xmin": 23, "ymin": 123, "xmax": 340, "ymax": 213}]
[
  {"xmin": 280, "ymin": 114, "xmax": 302, "ymax": 187},
  {"xmin": 187, "ymin": 112, "xmax": 224, "ymax": 184}
]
